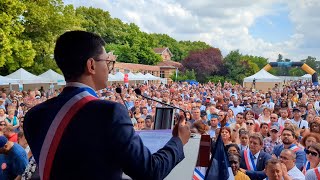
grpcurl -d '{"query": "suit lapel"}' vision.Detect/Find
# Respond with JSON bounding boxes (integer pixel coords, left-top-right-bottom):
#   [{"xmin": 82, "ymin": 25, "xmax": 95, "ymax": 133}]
[{"xmin": 256, "ymin": 152, "xmax": 263, "ymax": 170}]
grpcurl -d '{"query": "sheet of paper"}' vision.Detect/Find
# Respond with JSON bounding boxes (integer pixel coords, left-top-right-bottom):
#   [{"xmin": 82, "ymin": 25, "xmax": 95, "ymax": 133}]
[{"xmin": 137, "ymin": 130, "xmax": 172, "ymax": 154}]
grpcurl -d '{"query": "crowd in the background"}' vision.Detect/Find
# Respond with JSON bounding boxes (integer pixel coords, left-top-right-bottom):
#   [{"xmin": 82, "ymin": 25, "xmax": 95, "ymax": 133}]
[{"xmin": 0, "ymin": 79, "xmax": 320, "ymax": 179}]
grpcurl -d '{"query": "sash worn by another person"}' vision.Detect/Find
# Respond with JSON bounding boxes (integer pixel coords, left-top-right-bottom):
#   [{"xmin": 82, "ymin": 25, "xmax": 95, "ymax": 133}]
[
  {"xmin": 302, "ymin": 161, "xmax": 310, "ymax": 175},
  {"xmin": 243, "ymin": 149, "xmax": 257, "ymax": 171},
  {"xmin": 38, "ymin": 87, "xmax": 98, "ymax": 180},
  {"xmin": 288, "ymin": 144, "xmax": 300, "ymax": 152}
]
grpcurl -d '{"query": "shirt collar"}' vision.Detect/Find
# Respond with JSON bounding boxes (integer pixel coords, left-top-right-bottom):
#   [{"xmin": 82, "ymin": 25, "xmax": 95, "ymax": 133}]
[
  {"xmin": 66, "ymin": 82, "xmax": 96, "ymax": 92},
  {"xmin": 253, "ymin": 151, "xmax": 260, "ymax": 159}
]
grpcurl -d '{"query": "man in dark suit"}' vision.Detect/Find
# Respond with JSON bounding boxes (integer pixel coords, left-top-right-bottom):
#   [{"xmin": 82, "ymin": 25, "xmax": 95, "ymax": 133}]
[
  {"xmin": 240, "ymin": 133, "xmax": 271, "ymax": 180},
  {"xmin": 23, "ymin": 31, "xmax": 191, "ymax": 180}
]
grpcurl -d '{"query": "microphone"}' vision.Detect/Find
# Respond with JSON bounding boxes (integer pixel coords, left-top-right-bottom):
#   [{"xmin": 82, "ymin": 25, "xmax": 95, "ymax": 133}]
[
  {"xmin": 116, "ymin": 87, "xmax": 129, "ymax": 110},
  {"xmin": 134, "ymin": 88, "xmax": 186, "ymax": 114}
]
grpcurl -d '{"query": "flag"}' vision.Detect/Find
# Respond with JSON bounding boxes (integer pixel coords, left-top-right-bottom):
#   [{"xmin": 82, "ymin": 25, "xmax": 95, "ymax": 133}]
[{"xmin": 205, "ymin": 134, "xmax": 234, "ymax": 180}]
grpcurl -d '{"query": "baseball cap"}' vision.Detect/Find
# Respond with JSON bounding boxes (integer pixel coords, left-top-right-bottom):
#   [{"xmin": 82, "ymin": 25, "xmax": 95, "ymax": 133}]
[
  {"xmin": 0, "ymin": 136, "xmax": 8, "ymax": 148},
  {"xmin": 293, "ymin": 108, "xmax": 301, "ymax": 112},
  {"xmin": 270, "ymin": 125, "xmax": 280, "ymax": 132},
  {"xmin": 200, "ymin": 110, "xmax": 207, "ymax": 117}
]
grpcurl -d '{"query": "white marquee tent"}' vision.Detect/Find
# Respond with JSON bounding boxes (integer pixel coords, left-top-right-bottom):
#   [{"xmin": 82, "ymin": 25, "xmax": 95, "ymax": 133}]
[
  {"xmin": 0, "ymin": 76, "xmax": 19, "ymax": 85},
  {"xmin": 39, "ymin": 69, "xmax": 66, "ymax": 85},
  {"xmin": 6, "ymin": 68, "xmax": 52, "ymax": 84},
  {"xmin": 144, "ymin": 73, "xmax": 160, "ymax": 80},
  {"xmin": 243, "ymin": 69, "xmax": 282, "ymax": 91}
]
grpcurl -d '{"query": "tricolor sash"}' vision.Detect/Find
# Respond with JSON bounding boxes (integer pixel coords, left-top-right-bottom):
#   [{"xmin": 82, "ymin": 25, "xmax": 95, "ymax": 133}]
[
  {"xmin": 302, "ymin": 161, "xmax": 310, "ymax": 174},
  {"xmin": 315, "ymin": 168, "xmax": 320, "ymax": 179},
  {"xmin": 193, "ymin": 167, "xmax": 206, "ymax": 180},
  {"xmin": 39, "ymin": 87, "xmax": 98, "ymax": 180},
  {"xmin": 288, "ymin": 144, "xmax": 300, "ymax": 152},
  {"xmin": 243, "ymin": 149, "xmax": 257, "ymax": 171}
]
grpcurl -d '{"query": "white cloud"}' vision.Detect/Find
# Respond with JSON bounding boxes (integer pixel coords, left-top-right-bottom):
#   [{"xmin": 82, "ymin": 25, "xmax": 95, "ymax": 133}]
[{"xmin": 64, "ymin": 0, "xmax": 320, "ymax": 62}]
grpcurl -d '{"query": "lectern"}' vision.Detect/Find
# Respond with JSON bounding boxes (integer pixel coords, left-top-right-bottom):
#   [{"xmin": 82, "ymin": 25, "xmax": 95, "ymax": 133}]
[{"xmin": 123, "ymin": 130, "xmax": 211, "ymax": 180}]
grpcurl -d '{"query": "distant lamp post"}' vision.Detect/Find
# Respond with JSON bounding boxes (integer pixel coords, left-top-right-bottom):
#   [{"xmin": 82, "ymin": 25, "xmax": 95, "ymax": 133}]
[{"xmin": 175, "ymin": 68, "xmax": 178, "ymax": 82}]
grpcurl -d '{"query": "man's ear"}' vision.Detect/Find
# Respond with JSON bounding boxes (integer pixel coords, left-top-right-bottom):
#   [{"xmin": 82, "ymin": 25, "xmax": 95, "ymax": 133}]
[{"xmin": 86, "ymin": 58, "xmax": 96, "ymax": 74}]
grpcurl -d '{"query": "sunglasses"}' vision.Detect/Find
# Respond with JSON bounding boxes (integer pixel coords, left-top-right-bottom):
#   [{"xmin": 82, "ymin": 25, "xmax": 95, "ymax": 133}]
[
  {"xmin": 306, "ymin": 149, "xmax": 319, "ymax": 157},
  {"xmin": 246, "ymin": 122, "xmax": 254, "ymax": 126},
  {"xmin": 0, "ymin": 124, "xmax": 5, "ymax": 126}
]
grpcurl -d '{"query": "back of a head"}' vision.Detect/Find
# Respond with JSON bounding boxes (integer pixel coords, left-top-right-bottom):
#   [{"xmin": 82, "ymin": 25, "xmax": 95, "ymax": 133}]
[{"xmin": 54, "ymin": 31, "xmax": 106, "ymax": 81}]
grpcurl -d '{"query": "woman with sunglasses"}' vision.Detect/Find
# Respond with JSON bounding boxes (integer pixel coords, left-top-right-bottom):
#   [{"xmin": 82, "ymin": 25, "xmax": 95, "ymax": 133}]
[
  {"xmin": 303, "ymin": 143, "xmax": 320, "ymax": 174},
  {"xmin": 245, "ymin": 119, "xmax": 255, "ymax": 135}
]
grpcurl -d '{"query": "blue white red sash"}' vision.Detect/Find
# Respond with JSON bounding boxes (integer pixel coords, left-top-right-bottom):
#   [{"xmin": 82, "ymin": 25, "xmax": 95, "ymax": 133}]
[
  {"xmin": 193, "ymin": 167, "xmax": 205, "ymax": 180},
  {"xmin": 302, "ymin": 161, "xmax": 310, "ymax": 174},
  {"xmin": 288, "ymin": 144, "xmax": 300, "ymax": 152},
  {"xmin": 315, "ymin": 168, "xmax": 320, "ymax": 179},
  {"xmin": 243, "ymin": 149, "xmax": 257, "ymax": 171},
  {"xmin": 39, "ymin": 87, "xmax": 98, "ymax": 180}
]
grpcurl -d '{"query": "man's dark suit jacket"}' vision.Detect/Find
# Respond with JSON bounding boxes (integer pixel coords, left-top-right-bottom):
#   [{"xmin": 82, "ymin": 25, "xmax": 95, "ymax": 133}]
[
  {"xmin": 24, "ymin": 87, "xmax": 185, "ymax": 180},
  {"xmin": 240, "ymin": 150, "xmax": 271, "ymax": 180}
]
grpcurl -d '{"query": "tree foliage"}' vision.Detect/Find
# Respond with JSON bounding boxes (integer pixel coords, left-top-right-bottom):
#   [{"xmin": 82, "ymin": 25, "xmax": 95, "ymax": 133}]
[
  {"xmin": 170, "ymin": 69, "xmax": 196, "ymax": 82},
  {"xmin": 1, "ymin": 1, "xmax": 319, "ymax": 83},
  {"xmin": 0, "ymin": 0, "xmax": 36, "ymax": 75},
  {"xmin": 182, "ymin": 48, "xmax": 224, "ymax": 82}
]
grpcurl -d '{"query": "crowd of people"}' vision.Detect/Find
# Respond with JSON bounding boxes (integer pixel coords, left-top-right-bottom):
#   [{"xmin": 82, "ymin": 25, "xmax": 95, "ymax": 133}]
[{"xmin": 0, "ymin": 78, "xmax": 319, "ymax": 179}]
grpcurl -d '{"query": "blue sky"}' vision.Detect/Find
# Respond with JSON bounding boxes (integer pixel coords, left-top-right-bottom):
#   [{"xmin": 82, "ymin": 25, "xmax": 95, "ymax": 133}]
[
  {"xmin": 250, "ymin": 5, "xmax": 294, "ymax": 43},
  {"xmin": 64, "ymin": 0, "xmax": 320, "ymax": 62}
]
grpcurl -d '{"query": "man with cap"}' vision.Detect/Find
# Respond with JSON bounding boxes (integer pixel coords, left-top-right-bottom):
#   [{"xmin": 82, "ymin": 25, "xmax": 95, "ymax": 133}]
[
  {"xmin": 263, "ymin": 124, "xmax": 282, "ymax": 154},
  {"xmin": 200, "ymin": 110, "xmax": 208, "ymax": 125},
  {"xmin": 291, "ymin": 108, "xmax": 308, "ymax": 129},
  {"xmin": 208, "ymin": 114, "xmax": 219, "ymax": 138},
  {"xmin": 0, "ymin": 136, "xmax": 28, "ymax": 179}
]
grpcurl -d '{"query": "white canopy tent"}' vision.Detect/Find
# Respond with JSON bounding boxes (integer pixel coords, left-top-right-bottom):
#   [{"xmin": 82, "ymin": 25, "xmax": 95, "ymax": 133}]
[
  {"xmin": 243, "ymin": 69, "xmax": 282, "ymax": 91},
  {"xmin": 135, "ymin": 72, "xmax": 146, "ymax": 80},
  {"xmin": 113, "ymin": 72, "xmax": 124, "ymax": 81},
  {"xmin": 0, "ymin": 76, "xmax": 19, "ymax": 85},
  {"xmin": 301, "ymin": 74, "xmax": 312, "ymax": 79},
  {"xmin": 244, "ymin": 69, "xmax": 282, "ymax": 82},
  {"xmin": 6, "ymin": 68, "xmax": 52, "ymax": 84},
  {"xmin": 127, "ymin": 72, "xmax": 141, "ymax": 80},
  {"xmin": 144, "ymin": 73, "xmax": 160, "ymax": 80},
  {"xmin": 108, "ymin": 74, "xmax": 118, "ymax": 81},
  {"xmin": 39, "ymin": 69, "xmax": 66, "ymax": 85}
]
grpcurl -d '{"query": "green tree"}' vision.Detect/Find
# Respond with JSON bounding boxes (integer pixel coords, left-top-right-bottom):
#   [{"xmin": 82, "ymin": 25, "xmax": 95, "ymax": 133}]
[
  {"xmin": 302, "ymin": 56, "xmax": 319, "ymax": 72},
  {"xmin": 277, "ymin": 54, "xmax": 283, "ymax": 62},
  {"xmin": 170, "ymin": 69, "xmax": 196, "ymax": 81},
  {"xmin": 0, "ymin": 0, "xmax": 36, "ymax": 75},
  {"xmin": 21, "ymin": 0, "xmax": 83, "ymax": 74}
]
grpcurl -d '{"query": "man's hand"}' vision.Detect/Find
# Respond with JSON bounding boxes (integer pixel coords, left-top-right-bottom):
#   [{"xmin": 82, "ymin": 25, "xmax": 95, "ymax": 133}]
[{"xmin": 172, "ymin": 114, "xmax": 190, "ymax": 145}]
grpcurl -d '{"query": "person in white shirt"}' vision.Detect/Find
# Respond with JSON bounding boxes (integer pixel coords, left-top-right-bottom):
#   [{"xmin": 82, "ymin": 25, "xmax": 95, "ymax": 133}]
[
  {"xmin": 229, "ymin": 100, "xmax": 244, "ymax": 116},
  {"xmin": 291, "ymin": 108, "xmax": 309, "ymax": 129},
  {"xmin": 263, "ymin": 96, "xmax": 275, "ymax": 112},
  {"xmin": 305, "ymin": 167, "xmax": 320, "ymax": 180},
  {"xmin": 278, "ymin": 109, "xmax": 290, "ymax": 126},
  {"xmin": 314, "ymin": 95, "xmax": 320, "ymax": 114},
  {"xmin": 279, "ymin": 149, "xmax": 305, "ymax": 180}
]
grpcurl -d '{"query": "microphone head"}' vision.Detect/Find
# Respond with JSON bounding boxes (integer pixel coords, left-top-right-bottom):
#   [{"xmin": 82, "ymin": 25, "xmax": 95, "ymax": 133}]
[
  {"xmin": 115, "ymin": 87, "xmax": 122, "ymax": 94},
  {"xmin": 134, "ymin": 88, "xmax": 142, "ymax": 95}
]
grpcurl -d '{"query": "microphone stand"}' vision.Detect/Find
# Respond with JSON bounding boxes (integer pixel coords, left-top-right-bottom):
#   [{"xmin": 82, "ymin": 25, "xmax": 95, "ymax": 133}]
[{"xmin": 135, "ymin": 92, "xmax": 187, "ymax": 124}]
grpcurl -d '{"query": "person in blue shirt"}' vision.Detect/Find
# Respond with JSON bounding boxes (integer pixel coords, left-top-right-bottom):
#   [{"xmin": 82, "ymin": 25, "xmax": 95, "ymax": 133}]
[
  {"xmin": 0, "ymin": 136, "xmax": 28, "ymax": 179},
  {"xmin": 0, "ymin": 154, "xmax": 8, "ymax": 180}
]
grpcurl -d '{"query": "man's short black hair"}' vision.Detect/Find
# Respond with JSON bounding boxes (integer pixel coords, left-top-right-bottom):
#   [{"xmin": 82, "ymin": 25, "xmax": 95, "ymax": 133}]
[{"xmin": 54, "ymin": 31, "xmax": 106, "ymax": 81}]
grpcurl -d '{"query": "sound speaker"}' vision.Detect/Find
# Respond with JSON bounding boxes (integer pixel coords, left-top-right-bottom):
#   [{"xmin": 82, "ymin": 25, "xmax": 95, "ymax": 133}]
[{"xmin": 154, "ymin": 107, "xmax": 174, "ymax": 130}]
